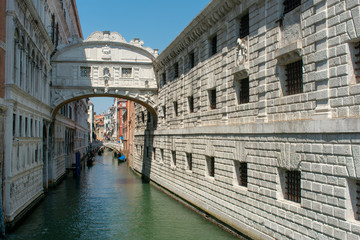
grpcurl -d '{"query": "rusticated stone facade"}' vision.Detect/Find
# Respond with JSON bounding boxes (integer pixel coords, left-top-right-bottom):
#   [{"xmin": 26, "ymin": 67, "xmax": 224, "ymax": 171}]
[{"xmin": 133, "ymin": 0, "xmax": 360, "ymax": 239}]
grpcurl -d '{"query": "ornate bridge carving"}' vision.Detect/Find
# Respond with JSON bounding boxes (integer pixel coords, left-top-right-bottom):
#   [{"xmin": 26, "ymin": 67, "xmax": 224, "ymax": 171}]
[{"xmin": 51, "ymin": 31, "xmax": 159, "ymax": 115}]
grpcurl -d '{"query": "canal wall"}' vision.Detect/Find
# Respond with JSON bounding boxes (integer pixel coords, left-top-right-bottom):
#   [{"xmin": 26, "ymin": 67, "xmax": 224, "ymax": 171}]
[{"xmin": 133, "ymin": 0, "xmax": 360, "ymax": 239}]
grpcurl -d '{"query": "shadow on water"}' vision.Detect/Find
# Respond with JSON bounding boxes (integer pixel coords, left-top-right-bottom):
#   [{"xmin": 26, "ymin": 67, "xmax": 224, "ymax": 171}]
[{"xmin": 141, "ymin": 112, "xmax": 156, "ymax": 184}]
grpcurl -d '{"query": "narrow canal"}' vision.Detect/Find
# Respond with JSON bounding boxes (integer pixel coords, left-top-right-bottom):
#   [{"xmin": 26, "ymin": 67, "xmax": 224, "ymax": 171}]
[{"xmin": 7, "ymin": 150, "xmax": 239, "ymax": 240}]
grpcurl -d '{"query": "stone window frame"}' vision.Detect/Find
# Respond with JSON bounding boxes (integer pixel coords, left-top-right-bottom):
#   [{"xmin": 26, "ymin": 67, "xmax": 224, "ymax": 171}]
[
  {"xmin": 209, "ymin": 34, "xmax": 218, "ymax": 57},
  {"xmin": 173, "ymin": 62, "xmax": 179, "ymax": 79},
  {"xmin": 80, "ymin": 66, "xmax": 91, "ymax": 77},
  {"xmin": 274, "ymin": 41, "xmax": 303, "ymax": 97},
  {"xmin": 235, "ymin": 77, "xmax": 250, "ymax": 104},
  {"xmin": 161, "ymin": 72, "xmax": 167, "ymax": 86},
  {"xmin": 186, "ymin": 153, "xmax": 193, "ymax": 172},
  {"xmin": 121, "ymin": 67, "xmax": 132, "ymax": 78},
  {"xmin": 206, "ymin": 156, "xmax": 215, "ymax": 179},
  {"xmin": 173, "ymin": 101, "xmax": 178, "ymax": 117},
  {"xmin": 238, "ymin": 11, "xmax": 249, "ymax": 39},
  {"xmin": 188, "ymin": 95, "xmax": 194, "ymax": 113},
  {"xmin": 162, "ymin": 105, "xmax": 166, "ymax": 120},
  {"xmin": 278, "ymin": 168, "xmax": 301, "ymax": 204},
  {"xmin": 347, "ymin": 178, "xmax": 360, "ymax": 221},
  {"xmin": 189, "ymin": 51, "xmax": 195, "ymax": 69},
  {"xmin": 285, "ymin": 60, "xmax": 303, "ymax": 96},
  {"xmin": 353, "ymin": 41, "xmax": 360, "ymax": 84},
  {"xmin": 159, "ymin": 148, "xmax": 164, "ymax": 165},
  {"xmin": 208, "ymin": 88, "xmax": 217, "ymax": 110},
  {"xmin": 234, "ymin": 161, "xmax": 248, "ymax": 188},
  {"xmin": 171, "ymin": 150, "xmax": 177, "ymax": 169}
]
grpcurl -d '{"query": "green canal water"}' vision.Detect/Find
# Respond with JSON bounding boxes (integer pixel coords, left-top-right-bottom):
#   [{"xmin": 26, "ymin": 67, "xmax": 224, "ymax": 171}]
[{"xmin": 7, "ymin": 150, "xmax": 239, "ymax": 240}]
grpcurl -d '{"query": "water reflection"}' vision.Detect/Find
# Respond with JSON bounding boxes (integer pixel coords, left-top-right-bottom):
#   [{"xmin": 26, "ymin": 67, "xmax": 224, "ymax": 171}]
[{"xmin": 7, "ymin": 150, "xmax": 239, "ymax": 240}]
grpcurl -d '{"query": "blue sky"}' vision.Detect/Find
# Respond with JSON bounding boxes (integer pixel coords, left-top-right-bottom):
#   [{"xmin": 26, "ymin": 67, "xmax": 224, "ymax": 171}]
[{"xmin": 76, "ymin": 0, "xmax": 210, "ymax": 114}]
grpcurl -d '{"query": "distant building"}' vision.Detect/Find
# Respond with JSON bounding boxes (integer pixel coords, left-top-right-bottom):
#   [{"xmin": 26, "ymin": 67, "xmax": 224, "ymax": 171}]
[{"xmin": 87, "ymin": 102, "xmax": 95, "ymax": 143}]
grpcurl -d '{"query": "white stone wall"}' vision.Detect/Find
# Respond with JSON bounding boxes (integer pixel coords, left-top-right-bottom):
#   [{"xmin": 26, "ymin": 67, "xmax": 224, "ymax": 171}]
[{"xmin": 134, "ymin": 0, "xmax": 360, "ymax": 239}]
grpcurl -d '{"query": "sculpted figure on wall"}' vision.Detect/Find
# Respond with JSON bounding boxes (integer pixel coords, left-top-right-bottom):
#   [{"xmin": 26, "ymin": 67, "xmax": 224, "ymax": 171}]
[{"xmin": 236, "ymin": 38, "xmax": 247, "ymax": 65}]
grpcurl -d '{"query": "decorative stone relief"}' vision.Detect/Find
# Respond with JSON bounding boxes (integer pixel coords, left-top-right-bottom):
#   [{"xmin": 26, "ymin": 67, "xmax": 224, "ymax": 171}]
[
  {"xmin": 185, "ymin": 141, "xmax": 192, "ymax": 153},
  {"xmin": 236, "ymin": 38, "xmax": 248, "ymax": 65},
  {"xmin": 234, "ymin": 141, "xmax": 246, "ymax": 161},
  {"xmin": 205, "ymin": 140, "xmax": 215, "ymax": 157},
  {"xmin": 277, "ymin": 143, "xmax": 300, "ymax": 170},
  {"xmin": 102, "ymin": 45, "xmax": 111, "ymax": 60}
]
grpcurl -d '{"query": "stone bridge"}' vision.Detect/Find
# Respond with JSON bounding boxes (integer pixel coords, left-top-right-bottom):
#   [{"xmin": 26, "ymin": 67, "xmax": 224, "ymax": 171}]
[{"xmin": 50, "ymin": 31, "xmax": 159, "ymax": 115}]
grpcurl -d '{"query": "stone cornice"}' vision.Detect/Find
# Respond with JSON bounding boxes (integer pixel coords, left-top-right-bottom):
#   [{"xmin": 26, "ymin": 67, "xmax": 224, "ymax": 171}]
[
  {"xmin": 154, "ymin": 0, "xmax": 240, "ymax": 70},
  {"xmin": 135, "ymin": 117, "xmax": 360, "ymax": 136}
]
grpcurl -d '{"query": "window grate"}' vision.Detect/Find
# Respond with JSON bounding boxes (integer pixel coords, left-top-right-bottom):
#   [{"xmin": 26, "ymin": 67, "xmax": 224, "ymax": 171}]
[
  {"xmin": 355, "ymin": 42, "xmax": 360, "ymax": 83},
  {"xmin": 188, "ymin": 96, "xmax": 194, "ymax": 113},
  {"xmin": 173, "ymin": 101, "xmax": 178, "ymax": 116},
  {"xmin": 285, "ymin": 170, "xmax": 301, "ymax": 203},
  {"xmin": 209, "ymin": 89, "xmax": 217, "ymax": 109},
  {"xmin": 239, "ymin": 77, "xmax": 250, "ymax": 104},
  {"xmin": 162, "ymin": 72, "xmax": 167, "ymax": 86},
  {"xmin": 239, "ymin": 13, "xmax": 249, "ymax": 39},
  {"xmin": 284, "ymin": 0, "xmax": 301, "ymax": 14},
  {"xmin": 286, "ymin": 60, "xmax": 303, "ymax": 95},
  {"xmin": 211, "ymin": 35, "xmax": 217, "ymax": 56},
  {"xmin": 208, "ymin": 157, "xmax": 215, "ymax": 177},
  {"xmin": 187, "ymin": 153, "xmax": 192, "ymax": 171},
  {"xmin": 122, "ymin": 68, "xmax": 132, "ymax": 78},
  {"xmin": 174, "ymin": 62, "xmax": 179, "ymax": 79},
  {"xmin": 172, "ymin": 151, "xmax": 176, "ymax": 166},
  {"xmin": 239, "ymin": 162, "xmax": 248, "ymax": 187},
  {"xmin": 189, "ymin": 52, "xmax": 195, "ymax": 69}
]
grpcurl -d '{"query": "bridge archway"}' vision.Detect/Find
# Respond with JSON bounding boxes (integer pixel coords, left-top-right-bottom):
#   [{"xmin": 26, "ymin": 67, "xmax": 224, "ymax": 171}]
[{"xmin": 50, "ymin": 31, "xmax": 159, "ymax": 117}]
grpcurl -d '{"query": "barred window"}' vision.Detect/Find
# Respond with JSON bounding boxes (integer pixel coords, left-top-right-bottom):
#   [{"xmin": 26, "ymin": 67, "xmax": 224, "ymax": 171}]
[
  {"xmin": 162, "ymin": 105, "xmax": 166, "ymax": 119},
  {"xmin": 172, "ymin": 151, "xmax": 176, "ymax": 167},
  {"xmin": 284, "ymin": 0, "xmax": 301, "ymax": 14},
  {"xmin": 237, "ymin": 77, "xmax": 249, "ymax": 104},
  {"xmin": 188, "ymin": 96, "xmax": 194, "ymax": 113},
  {"xmin": 80, "ymin": 66, "xmax": 91, "ymax": 77},
  {"xmin": 189, "ymin": 52, "xmax": 195, "ymax": 69},
  {"xmin": 162, "ymin": 72, "xmax": 167, "ymax": 85},
  {"xmin": 235, "ymin": 162, "xmax": 248, "ymax": 187},
  {"xmin": 355, "ymin": 42, "xmax": 360, "ymax": 83},
  {"xmin": 173, "ymin": 101, "xmax": 178, "ymax": 117},
  {"xmin": 174, "ymin": 62, "xmax": 179, "ymax": 79},
  {"xmin": 210, "ymin": 35, "xmax": 217, "ymax": 56},
  {"xmin": 186, "ymin": 153, "xmax": 192, "ymax": 171},
  {"xmin": 285, "ymin": 170, "xmax": 301, "ymax": 203},
  {"xmin": 285, "ymin": 60, "xmax": 303, "ymax": 95},
  {"xmin": 209, "ymin": 89, "xmax": 216, "ymax": 109},
  {"xmin": 122, "ymin": 68, "xmax": 132, "ymax": 78},
  {"xmin": 239, "ymin": 12, "xmax": 249, "ymax": 39},
  {"xmin": 207, "ymin": 156, "xmax": 215, "ymax": 177}
]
